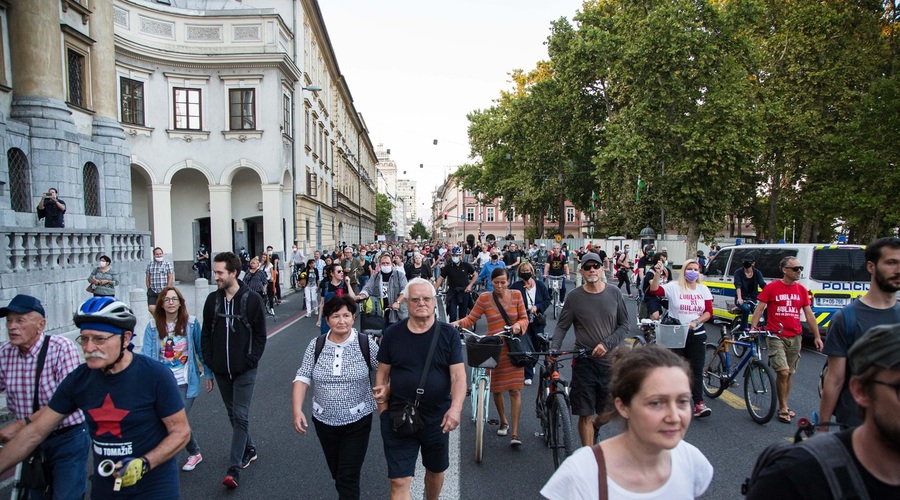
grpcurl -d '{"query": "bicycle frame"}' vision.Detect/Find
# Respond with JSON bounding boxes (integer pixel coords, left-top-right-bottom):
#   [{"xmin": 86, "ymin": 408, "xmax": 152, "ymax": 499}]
[
  {"xmin": 470, "ymin": 366, "xmax": 492, "ymax": 423},
  {"xmin": 717, "ymin": 335, "xmax": 761, "ymax": 380}
]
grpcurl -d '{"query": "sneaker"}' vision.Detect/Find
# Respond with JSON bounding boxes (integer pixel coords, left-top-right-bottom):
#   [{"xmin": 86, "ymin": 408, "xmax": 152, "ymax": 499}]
[
  {"xmin": 305, "ymin": 312, "xmax": 311, "ymax": 318},
  {"xmin": 510, "ymin": 435, "xmax": 522, "ymax": 446},
  {"xmin": 223, "ymin": 467, "xmax": 239, "ymax": 489},
  {"xmin": 694, "ymin": 401, "xmax": 712, "ymax": 418},
  {"xmin": 497, "ymin": 423, "xmax": 509, "ymax": 436},
  {"xmin": 182, "ymin": 453, "xmax": 202, "ymax": 471},
  {"xmin": 240, "ymin": 446, "xmax": 258, "ymax": 469},
  {"xmin": 524, "ymin": 378, "xmax": 533, "ymax": 386}
]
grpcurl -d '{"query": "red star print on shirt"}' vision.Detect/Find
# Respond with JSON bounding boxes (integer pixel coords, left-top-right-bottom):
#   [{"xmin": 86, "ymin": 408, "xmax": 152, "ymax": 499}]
[{"xmin": 87, "ymin": 394, "xmax": 130, "ymax": 438}]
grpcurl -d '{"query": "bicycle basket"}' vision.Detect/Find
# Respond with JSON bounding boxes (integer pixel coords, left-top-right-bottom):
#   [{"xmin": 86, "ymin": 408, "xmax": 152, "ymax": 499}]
[
  {"xmin": 548, "ymin": 278, "xmax": 562, "ymax": 289},
  {"xmin": 466, "ymin": 336, "xmax": 504, "ymax": 369},
  {"xmin": 657, "ymin": 324, "xmax": 688, "ymax": 349}
]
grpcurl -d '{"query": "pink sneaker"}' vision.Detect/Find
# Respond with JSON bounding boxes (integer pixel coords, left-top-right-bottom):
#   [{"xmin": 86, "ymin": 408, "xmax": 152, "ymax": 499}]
[{"xmin": 182, "ymin": 453, "xmax": 203, "ymax": 471}]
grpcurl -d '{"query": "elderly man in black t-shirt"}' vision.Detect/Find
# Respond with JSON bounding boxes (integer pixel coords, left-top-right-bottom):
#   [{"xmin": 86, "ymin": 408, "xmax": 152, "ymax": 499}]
[{"xmin": 373, "ymin": 278, "xmax": 465, "ymax": 500}]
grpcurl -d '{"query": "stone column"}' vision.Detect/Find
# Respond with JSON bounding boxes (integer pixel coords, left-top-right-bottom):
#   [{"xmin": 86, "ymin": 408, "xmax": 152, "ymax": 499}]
[
  {"xmin": 90, "ymin": 0, "xmax": 125, "ymax": 141},
  {"xmin": 261, "ymin": 184, "xmax": 283, "ymax": 251},
  {"xmin": 7, "ymin": 0, "xmax": 64, "ymax": 101},
  {"xmin": 209, "ymin": 185, "xmax": 234, "ymax": 254},
  {"xmin": 149, "ymin": 184, "xmax": 173, "ymax": 254}
]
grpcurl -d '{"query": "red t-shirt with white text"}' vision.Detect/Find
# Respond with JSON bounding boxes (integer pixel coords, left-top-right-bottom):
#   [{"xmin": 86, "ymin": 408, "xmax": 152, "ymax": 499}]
[{"xmin": 757, "ymin": 280, "xmax": 810, "ymax": 337}]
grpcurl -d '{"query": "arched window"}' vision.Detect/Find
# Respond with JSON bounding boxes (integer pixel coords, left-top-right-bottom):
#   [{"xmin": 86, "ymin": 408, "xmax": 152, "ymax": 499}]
[
  {"xmin": 7, "ymin": 148, "xmax": 31, "ymax": 213},
  {"xmin": 83, "ymin": 162, "xmax": 101, "ymax": 216}
]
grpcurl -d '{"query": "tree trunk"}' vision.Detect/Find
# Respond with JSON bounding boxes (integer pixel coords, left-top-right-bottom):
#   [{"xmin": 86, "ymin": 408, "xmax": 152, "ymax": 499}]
[
  {"xmin": 767, "ymin": 169, "xmax": 782, "ymax": 243},
  {"xmin": 685, "ymin": 222, "xmax": 700, "ymax": 262}
]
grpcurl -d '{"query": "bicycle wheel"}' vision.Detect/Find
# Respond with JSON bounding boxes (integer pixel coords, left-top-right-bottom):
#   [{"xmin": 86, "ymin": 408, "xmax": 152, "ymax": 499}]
[
  {"xmin": 551, "ymin": 290, "xmax": 559, "ymax": 320},
  {"xmin": 630, "ymin": 334, "xmax": 647, "ymax": 349},
  {"xmin": 290, "ymin": 272, "xmax": 298, "ymax": 289},
  {"xmin": 702, "ymin": 344, "xmax": 728, "ymax": 398},
  {"xmin": 474, "ymin": 378, "xmax": 486, "ymax": 463},
  {"xmin": 744, "ymin": 359, "xmax": 777, "ymax": 424},
  {"xmin": 551, "ymin": 393, "xmax": 577, "ymax": 469},
  {"xmin": 728, "ymin": 318, "xmax": 748, "ymax": 357}
]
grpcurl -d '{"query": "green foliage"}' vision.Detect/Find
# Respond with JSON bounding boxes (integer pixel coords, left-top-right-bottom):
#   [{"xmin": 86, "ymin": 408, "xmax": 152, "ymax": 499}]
[
  {"xmin": 409, "ymin": 220, "xmax": 430, "ymax": 241},
  {"xmin": 375, "ymin": 193, "xmax": 393, "ymax": 235}
]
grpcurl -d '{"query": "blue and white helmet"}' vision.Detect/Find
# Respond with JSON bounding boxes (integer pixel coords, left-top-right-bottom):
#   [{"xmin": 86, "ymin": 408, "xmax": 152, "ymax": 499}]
[{"xmin": 74, "ymin": 297, "xmax": 136, "ymax": 334}]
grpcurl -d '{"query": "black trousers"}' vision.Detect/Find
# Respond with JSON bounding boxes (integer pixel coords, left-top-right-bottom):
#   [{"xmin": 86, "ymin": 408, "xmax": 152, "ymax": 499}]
[
  {"xmin": 674, "ymin": 330, "xmax": 707, "ymax": 404},
  {"xmin": 445, "ymin": 288, "xmax": 470, "ymax": 322},
  {"xmin": 313, "ymin": 413, "xmax": 373, "ymax": 500}
]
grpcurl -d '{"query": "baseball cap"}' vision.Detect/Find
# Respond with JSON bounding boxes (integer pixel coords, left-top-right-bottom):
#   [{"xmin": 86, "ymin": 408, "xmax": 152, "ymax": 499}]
[
  {"xmin": 540, "ymin": 243, "xmax": 546, "ymax": 247},
  {"xmin": 0, "ymin": 295, "xmax": 46, "ymax": 318},
  {"xmin": 581, "ymin": 253, "xmax": 603, "ymax": 266},
  {"xmin": 848, "ymin": 323, "xmax": 900, "ymax": 376}
]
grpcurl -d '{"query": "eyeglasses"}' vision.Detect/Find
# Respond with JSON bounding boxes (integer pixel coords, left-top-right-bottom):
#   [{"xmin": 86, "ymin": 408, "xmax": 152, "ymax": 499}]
[
  {"xmin": 76, "ymin": 334, "xmax": 116, "ymax": 346},
  {"xmin": 408, "ymin": 297, "xmax": 434, "ymax": 304},
  {"xmin": 162, "ymin": 297, "xmax": 180, "ymax": 303},
  {"xmin": 333, "ymin": 269, "xmax": 344, "ymax": 274},
  {"xmin": 581, "ymin": 263, "xmax": 601, "ymax": 271},
  {"xmin": 785, "ymin": 266, "xmax": 804, "ymax": 272},
  {"xmin": 872, "ymin": 380, "xmax": 900, "ymax": 401}
]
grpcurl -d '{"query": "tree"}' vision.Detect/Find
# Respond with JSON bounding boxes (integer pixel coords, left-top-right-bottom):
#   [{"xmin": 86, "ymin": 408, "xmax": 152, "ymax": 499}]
[
  {"xmin": 409, "ymin": 220, "xmax": 430, "ymax": 241},
  {"xmin": 375, "ymin": 193, "xmax": 393, "ymax": 235}
]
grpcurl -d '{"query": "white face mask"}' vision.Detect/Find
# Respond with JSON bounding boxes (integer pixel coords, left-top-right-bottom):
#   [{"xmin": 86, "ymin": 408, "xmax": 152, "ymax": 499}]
[
  {"xmin": 451, "ymin": 257, "xmax": 460, "ymax": 263},
  {"xmin": 155, "ymin": 257, "xmax": 164, "ymax": 262}
]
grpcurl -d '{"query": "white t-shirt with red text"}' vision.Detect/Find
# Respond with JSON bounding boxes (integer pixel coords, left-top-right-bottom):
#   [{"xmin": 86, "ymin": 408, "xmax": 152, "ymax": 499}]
[
  {"xmin": 757, "ymin": 280, "xmax": 810, "ymax": 337},
  {"xmin": 659, "ymin": 282, "xmax": 712, "ymax": 325}
]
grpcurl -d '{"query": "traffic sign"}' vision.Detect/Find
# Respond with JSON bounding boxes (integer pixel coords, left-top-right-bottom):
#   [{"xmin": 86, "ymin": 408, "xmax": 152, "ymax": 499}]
[{"xmin": 555, "ymin": 234, "xmax": 562, "ymax": 243}]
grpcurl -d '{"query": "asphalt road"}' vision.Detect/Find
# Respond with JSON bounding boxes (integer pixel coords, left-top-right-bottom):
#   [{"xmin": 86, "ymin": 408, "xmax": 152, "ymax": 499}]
[{"xmin": 0, "ymin": 282, "xmax": 830, "ymax": 499}]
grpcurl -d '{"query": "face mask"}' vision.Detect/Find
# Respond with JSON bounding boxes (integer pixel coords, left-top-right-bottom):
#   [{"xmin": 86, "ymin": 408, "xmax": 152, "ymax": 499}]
[
  {"xmin": 451, "ymin": 257, "xmax": 460, "ymax": 264},
  {"xmin": 648, "ymin": 251, "xmax": 655, "ymax": 257},
  {"xmin": 684, "ymin": 270, "xmax": 700, "ymax": 282},
  {"xmin": 155, "ymin": 257, "xmax": 164, "ymax": 262},
  {"xmin": 381, "ymin": 265, "xmax": 393, "ymax": 273},
  {"xmin": 267, "ymin": 251, "xmax": 273, "ymax": 256},
  {"xmin": 519, "ymin": 273, "xmax": 533, "ymax": 281},
  {"xmin": 743, "ymin": 261, "xmax": 753, "ymax": 269},
  {"xmin": 491, "ymin": 255, "xmax": 498, "ymax": 260},
  {"xmin": 200, "ymin": 247, "xmax": 205, "ymax": 251},
  {"xmin": 100, "ymin": 261, "xmax": 108, "ymax": 266}
]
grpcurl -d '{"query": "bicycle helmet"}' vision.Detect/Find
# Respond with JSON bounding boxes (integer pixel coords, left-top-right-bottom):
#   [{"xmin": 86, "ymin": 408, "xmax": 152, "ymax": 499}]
[
  {"xmin": 74, "ymin": 297, "xmax": 137, "ymax": 334},
  {"xmin": 451, "ymin": 246, "xmax": 463, "ymax": 255}
]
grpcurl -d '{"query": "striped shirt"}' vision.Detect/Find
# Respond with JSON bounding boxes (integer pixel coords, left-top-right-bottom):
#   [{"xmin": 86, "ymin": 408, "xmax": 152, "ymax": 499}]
[
  {"xmin": 0, "ymin": 334, "xmax": 85, "ymax": 429},
  {"xmin": 146, "ymin": 259, "xmax": 174, "ymax": 292}
]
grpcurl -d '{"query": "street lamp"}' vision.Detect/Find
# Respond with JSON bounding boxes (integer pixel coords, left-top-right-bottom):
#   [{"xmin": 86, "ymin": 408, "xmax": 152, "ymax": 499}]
[{"xmin": 302, "ymin": 85, "xmax": 322, "ymax": 92}]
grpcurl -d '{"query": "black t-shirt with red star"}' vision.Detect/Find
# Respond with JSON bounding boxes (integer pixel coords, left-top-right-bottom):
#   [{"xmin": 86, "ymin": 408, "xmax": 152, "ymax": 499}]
[{"xmin": 50, "ymin": 353, "xmax": 183, "ymax": 499}]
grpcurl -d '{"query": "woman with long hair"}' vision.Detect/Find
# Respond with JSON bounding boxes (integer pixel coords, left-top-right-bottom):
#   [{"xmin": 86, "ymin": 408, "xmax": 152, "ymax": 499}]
[
  {"xmin": 452, "ymin": 267, "xmax": 529, "ymax": 445},
  {"xmin": 542, "ymin": 346, "xmax": 713, "ymax": 499},
  {"xmin": 141, "ymin": 286, "xmax": 213, "ymax": 472}
]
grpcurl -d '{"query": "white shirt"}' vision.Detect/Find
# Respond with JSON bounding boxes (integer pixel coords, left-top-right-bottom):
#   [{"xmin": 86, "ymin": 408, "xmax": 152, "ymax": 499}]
[
  {"xmin": 478, "ymin": 252, "xmax": 491, "ymax": 266},
  {"xmin": 659, "ymin": 281, "xmax": 712, "ymax": 325},
  {"xmin": 541, "ymin": 441, "xmax": 713, "ymax": 500}
]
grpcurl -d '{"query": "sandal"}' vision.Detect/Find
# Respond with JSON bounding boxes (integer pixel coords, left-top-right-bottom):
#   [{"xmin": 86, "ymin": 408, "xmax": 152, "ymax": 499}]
[
  {"xmin": 786, "ymin": 408, "xmax": 796, "ymax": 418},
  {"xmin": 510, "ymin": 435, "xmax": 522, "ymax": 446},
  {"xmin": 777, "ymin": 410, "xmax": 792, "ymax": 424},
  {"xmin": 497, "ymin": 423, "xmax": 509, "ymax": 436}
]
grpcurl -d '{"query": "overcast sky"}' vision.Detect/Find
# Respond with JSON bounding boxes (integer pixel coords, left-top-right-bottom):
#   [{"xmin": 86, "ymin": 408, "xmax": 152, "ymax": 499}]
[{"xmin": 317, "ymin": 0, "xmax": 586, "ymax": 224}]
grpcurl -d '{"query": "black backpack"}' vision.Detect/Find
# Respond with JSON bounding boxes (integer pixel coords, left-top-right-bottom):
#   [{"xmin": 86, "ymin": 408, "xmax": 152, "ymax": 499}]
[
  {"xmin": 314, "ymin": 332, "xmax": 374, "ymax": 372},
  {"xmin": 210, "ymin": 291, "xmax": 252, "ymax": 333}
]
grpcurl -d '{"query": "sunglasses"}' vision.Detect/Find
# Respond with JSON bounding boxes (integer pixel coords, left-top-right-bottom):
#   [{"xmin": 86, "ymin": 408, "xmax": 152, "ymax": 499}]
[
  {"xmin": 581, "ymin": 263, "xmax": 602, "ymax": 271},
  {"xmin": 785, "ymin": 266, "xmax": 804, "ymax": 272}
]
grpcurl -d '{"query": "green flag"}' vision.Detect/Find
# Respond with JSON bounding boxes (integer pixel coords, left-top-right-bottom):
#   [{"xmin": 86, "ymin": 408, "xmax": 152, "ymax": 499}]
[{"xmin": 636, "ymin": 177, "xmax": 647, "ymax": 201}]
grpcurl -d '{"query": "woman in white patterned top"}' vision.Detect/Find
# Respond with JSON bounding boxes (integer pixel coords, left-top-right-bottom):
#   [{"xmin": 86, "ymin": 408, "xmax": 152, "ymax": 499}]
[{"xmin": 292, "ymin": 295, "xmax": 378, "ymax": 500}]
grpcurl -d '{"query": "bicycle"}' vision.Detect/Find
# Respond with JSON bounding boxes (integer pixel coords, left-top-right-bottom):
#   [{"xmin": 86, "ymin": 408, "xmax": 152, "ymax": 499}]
[
  {"xmin": 631, "ymin": 319, "xmax": 658, "ymax": 348},
  {"xmin": 545, "ymin": 276, "xmax": 565, "ymax": 319},
  {"xmin": 290, "ymin": 263, "xmax": 305, "ymax": 289},
  {"xmin": 702, "ymin": 329, "xmax": 778, "ymax": 424},
  {"xmin": 457, "ymin": 325, "xmax": 514, "ymax": 464},
  {"xmin": 531, "ymin": 340, "xmax": 588, "ymax": 469},
  {"xmin": 723, "ymin": 299, "xmax": 762, "ymax": 357}
]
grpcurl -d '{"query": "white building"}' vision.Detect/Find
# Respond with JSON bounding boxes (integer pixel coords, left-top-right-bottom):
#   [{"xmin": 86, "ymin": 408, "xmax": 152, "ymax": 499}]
[{"xmin": 397, "ymin": 179, "xmax": 417, "ymax": 225}]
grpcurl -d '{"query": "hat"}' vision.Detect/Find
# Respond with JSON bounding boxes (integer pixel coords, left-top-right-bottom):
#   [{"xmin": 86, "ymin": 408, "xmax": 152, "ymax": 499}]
[
  {"xmin": 848, "ymin": 323, "xmax": 900, "ymax": 376},
  {"xmin": 581, "ymin": 253, "xmax": 603, "ymax": 266},
  {"xmin": 451, "ymin": 246, "xmax": 463, "ymax": 255},
  {"xmin": 540, "ymin": 243, "xmax": 546, "ymax": 247},
  {"xmin": 0, "ymin": 294, "xmax": 46, "ymax": 318}
]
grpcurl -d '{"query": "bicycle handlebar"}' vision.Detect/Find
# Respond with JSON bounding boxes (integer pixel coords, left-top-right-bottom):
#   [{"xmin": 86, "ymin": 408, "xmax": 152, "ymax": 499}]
[{"xmin": 456, "ymin": 325, "xmax": 513, "ymax": 339}]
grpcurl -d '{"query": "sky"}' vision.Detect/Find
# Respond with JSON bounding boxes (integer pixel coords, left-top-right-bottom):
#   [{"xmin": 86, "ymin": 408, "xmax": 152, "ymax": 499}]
[{"xmin": 316, "ymin": 0, "xmax": 587, "ymax": 224}]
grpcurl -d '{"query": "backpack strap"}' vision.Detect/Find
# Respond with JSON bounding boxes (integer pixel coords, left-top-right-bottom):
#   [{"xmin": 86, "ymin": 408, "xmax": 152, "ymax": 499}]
[
  {"xmin": 843, "ymin": 300, "xmax": 858, "ymax": 345},
  {"xmin": 313, "ymin": 333, "xmax": 327, "ymax": 366},
  {"xmin": 211, "ymin": 290, "xmax": 252, "ymax": 333},
  {"xmin": 801, "ymin": 434, "xmax": 870, "ymax": 500},
  {"xmin": 314, "ymin": 332, "xmax": 373, "ymax": 372}
]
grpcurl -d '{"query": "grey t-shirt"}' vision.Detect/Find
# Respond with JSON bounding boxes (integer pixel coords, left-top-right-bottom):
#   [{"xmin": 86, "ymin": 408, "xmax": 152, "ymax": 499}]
[
  {"xmin": 823, "ymin": 300, "xmax": 900, "ymax": 427},
  {"xmin": 551, "ymin": 284, "xmax": 630, "ymax": 360}
]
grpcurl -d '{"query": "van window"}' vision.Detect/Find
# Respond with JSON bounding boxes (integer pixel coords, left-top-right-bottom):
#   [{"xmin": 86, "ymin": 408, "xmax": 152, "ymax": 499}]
[
  {"xmin": 705, "ymin": 249, "xmax": 730, "ymax": 277},
  {"xmin": 811, "ymin": 249, "xmax": 869, "ymax": 282},
  {"xmin": 754, "ymin": 248, "xmax": 798, "ymax": 279}
]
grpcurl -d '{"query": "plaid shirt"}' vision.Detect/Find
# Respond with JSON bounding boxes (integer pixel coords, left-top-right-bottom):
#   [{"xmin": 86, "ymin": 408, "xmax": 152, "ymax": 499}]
[
  {"xmin": 0, "ymin": 334, "xmax": 85, "ymax": 429},
  {"xmin": 146, "ymin": 259, "xmax": 174, "ymax": 292}
]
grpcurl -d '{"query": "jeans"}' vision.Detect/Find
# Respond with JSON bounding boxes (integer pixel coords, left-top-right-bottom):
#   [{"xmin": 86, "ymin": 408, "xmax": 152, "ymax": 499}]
[
  {"xmin": 674, "ymin": 330, "xmax": 708, "ymax": 404},
  {"xmin": 508, "ymin": 267, "xmax": 518, "ymax": 283},
  {"xmin": 31, "ymin": 423, "xmax": 90, "ymax": 500},
  {"xmin": 313, "ymin": 414, "xmax": 373, "ymax": 500},
  {"xmin": 359, "ymin": 275, "xmax": 369, "ymax": 292},
  {"xmin": 179, "ymin": 385, "xmax": 201, "ymax": 456},
  {"xmin": 736, "ymin": 301, "xmax": 753, "ymax": 330},
  {"xmin": 445, "ymin": 288, "xmax": 470, "ymax": 322},
  {"xmin": 305, "ymin": 287, "xmax": 318, "ymax": 313},
  {"xmin": 215, "ymin": 368, "xmax": 258, "ymax": 469}
]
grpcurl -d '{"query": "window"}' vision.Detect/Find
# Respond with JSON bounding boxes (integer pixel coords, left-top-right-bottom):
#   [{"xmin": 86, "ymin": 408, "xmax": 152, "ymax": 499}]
[
  {"xmin": 466, "ymin": 207, "xmax": 474, "ymax": 222},
  {"xmin": 282, "ymin": 94, "xmax": 291, "ymax": 136},
  {"xmin": 486, "ymin": 207, "xmax": 495, "ymax": 222},
  {"xmin": 566, "ymin": 207, "xmax": 576, "ymax": 222},
  {"xmin": 228, "ymin": 89, "xmax": 255, "ymax": 130},
  {"xmin": 7, "ymin": 148, "xmax": 30, "ymax": 213},
  {"xmin": 306, "ymin": 169, "xmax": 318, "ymax": 197},
  {"xmin": 306, "ymin": 219, "xmax": 310, "ymax": 240},
  {"xmin": 173, "ymin": 88, "xmax": 201, "ymax": 130},
  {"xmin": 83, "ymin": 162, "xmax": 101, "ymax": 216},
  {"xmin": 67, "ymin": 49, "xmax": 86, "ymax": 107},
  {"xmin": 304, "ymin": 109, "xmax": 310, "ymax": 147},
  {"xmin": 704, "ymin": 249, "xmax": 731, "ymax": 278},
  {"xmin": 120, "ymin": 78, "xmax": 144, "ymax": 126}
]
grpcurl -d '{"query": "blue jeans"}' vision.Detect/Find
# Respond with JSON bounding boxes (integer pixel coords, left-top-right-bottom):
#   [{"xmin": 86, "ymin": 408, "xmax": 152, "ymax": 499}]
[
  {"xmin": 31, "ymin": 423, "xmax": 90, "ymax": 500},
  {"xmin": 445, "ymin": 288, "xmax": 470, "ymax": 322},
  {"xmin": 215, "ymin": 368, "xmax": 257, "ymax": 469},
  {"xmin": 179, "ymin": 385, "xmax": 201, "ymax": 456},
  {"xmin": 736, "ymin": 301, "xmax": 754, "ymax": 330}
]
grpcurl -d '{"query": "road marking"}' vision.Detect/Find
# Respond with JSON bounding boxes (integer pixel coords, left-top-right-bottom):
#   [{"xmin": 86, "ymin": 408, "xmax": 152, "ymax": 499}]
[
  {"xmin": 719, "ymin": 389, "xmax": 748, "ymax": 411},
  {"xmin": 412, "ymin": 426, "xmax": 460, "ymax": 499}
]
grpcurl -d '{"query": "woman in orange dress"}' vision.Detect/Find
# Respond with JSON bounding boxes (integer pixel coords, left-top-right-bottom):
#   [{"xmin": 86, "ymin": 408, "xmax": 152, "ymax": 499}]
[{"xmin": 453, "ymin": 267, "xmax": 529, "ymax": 446}]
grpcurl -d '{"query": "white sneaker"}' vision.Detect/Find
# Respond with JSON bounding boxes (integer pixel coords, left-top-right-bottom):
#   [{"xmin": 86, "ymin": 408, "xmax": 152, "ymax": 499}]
[
  {"xmin": 305, "ymin": 312, "xmax": 311, "ymax": 318},
  {"xmin": 524, "ymin": 378, "xmax": 533, "ymax": 386},
  {"xmin": 183, "ymin": 453, "xmax": 202, "ymax": 471}
]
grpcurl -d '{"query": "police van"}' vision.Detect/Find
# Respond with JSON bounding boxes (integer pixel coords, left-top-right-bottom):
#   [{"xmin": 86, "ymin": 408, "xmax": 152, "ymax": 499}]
[{"xmin": 703, "ymin": 244, "xmax": 869, "ymax": 336}]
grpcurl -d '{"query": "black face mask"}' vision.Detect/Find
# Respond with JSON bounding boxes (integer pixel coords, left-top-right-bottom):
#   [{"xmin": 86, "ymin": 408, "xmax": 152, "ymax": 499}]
[
  {"xmin": 491, "ymin": 255, "xmax": 498, "ymax": 260},
  {"xmin": 519, "ymin": 273, "xmax": 533, "ymax": 281},
  {"xmin": 743, "ymin": 261, "xmax": 753, "ymax": 269}
]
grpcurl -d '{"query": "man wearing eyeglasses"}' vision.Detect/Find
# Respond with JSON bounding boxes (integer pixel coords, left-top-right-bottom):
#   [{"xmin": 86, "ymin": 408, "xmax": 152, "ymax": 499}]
[
  {"xmin": 0, "ymin": 294, "xmax": 89, "ymax": 499},
  {"xmin": 550, "ymin": 253, "xmax": 629, "ymax": 446},
  {"xmin": 751, "ymin": 256, "xmax": 823, "ymax": 424}
]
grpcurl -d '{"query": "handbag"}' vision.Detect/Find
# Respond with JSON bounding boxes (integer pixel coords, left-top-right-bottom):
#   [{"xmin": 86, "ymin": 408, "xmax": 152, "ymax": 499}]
[
  {"xmin": 86, "ymin": 284, "xmax": 95, "ymax": 293},
  {"xmin": 389, "ymin": 325, "xmax": 441, "ymax": 436},
  {"xmin": 493, "ymin": 293, "xmax": 537, "ymax": 368},
  {"xmin": 17, "ymin": 337, "xmax": 51, "ymax": 493},
  {"xmin": 592, "ymin": 444, "xmax": 609, "ymax": 500}
]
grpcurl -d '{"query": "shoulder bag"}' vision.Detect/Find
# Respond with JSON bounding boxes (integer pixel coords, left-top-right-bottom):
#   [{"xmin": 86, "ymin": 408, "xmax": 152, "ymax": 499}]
[
  {"xmin": 592, "ymin": 444, "xmax": 609, "ymax": 500},
  {"xmin": 389, "ymin": 325, "xmax": 441, "ymax": 436},
  {"xmin": 493, "ymin": 293, "xmax": 536, "ymax": 368},
  {"xmin": 18, "ymin": 337, "xmax": 51, "ymax": 493}
]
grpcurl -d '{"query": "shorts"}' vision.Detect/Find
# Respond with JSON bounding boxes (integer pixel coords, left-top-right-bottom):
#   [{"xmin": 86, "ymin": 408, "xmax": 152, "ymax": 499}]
[
  {"xmin": 767, "ymin": 335, "xmax": 802, "ymax": 373},
  {"xmin": 379, "ymin": 411, "xmax": 449, "ymax": 478},
  {"xmin": 645, "ymin": 296, "xmax": 664, "ymax": 316},
  {"xmin": 569, "ymin": 356, "xmax": 613, "ymax": 416},
  {"xmin": 147, "ymin": 289, "xmax": 160, "ymax": 306}
]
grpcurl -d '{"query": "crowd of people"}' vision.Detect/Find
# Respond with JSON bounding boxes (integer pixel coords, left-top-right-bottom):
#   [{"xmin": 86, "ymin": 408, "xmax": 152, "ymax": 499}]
[{"xmin": 1, "ymin": 236, "xmax": 898, "ymax": 499}]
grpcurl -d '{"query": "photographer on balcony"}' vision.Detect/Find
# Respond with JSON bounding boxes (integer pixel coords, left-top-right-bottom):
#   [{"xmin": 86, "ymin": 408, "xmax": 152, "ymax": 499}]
[{"xmin": 36, "ymin": 187, "xmax": 66, "ymax": 228}]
